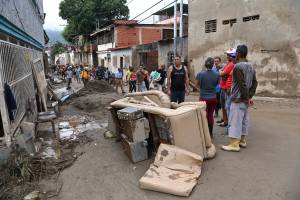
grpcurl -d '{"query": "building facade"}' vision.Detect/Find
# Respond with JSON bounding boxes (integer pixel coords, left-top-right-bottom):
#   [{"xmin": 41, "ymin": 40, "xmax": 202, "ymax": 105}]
[
  {"xmin": 189, "ymin": 0, "xmax": 300, "ymax": 97},
  {"xmin": 90, "ymin": 20, "xmax": 173, "ymax": 72},
  {"xmin": 0, "ymin": 0, "xmax": 46, "ymax": 145}
]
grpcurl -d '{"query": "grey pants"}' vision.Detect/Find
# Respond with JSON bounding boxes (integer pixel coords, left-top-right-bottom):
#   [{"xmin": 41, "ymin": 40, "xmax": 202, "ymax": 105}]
[{"xmin": 228, "ymin": 102, "xmax": 249, "ymax": 139}]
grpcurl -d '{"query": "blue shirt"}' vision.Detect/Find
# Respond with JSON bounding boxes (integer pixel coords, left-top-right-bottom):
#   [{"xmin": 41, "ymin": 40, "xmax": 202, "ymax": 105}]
[
  {"xmin": 196, "ymin": 69, "xmax": 220, "ymax": 99},
  {"xmin": 212, "ymin": 65, "xmax": 221, "ymax": 93}
]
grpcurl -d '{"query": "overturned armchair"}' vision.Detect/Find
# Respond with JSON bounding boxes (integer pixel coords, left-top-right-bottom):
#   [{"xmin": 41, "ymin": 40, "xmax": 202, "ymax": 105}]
[{"xmin": 109, "ymin": 90, "xmax": 216, "ymax": 196}]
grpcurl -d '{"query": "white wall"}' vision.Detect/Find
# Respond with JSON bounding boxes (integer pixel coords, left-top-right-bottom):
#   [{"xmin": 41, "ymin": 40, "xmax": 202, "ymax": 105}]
[
  {"xmin": 111, "ymin": 49, "xmax": 132, "ymax": 72},
  {"xmin": 98, "ymin": 43, "xmax": 115, "ymax": 51}
]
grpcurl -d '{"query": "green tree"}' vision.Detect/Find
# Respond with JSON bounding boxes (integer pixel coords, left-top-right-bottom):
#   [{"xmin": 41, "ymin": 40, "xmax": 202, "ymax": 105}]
[
  {"xmin": 50, "ymin": 42, "xmax": 65, "ymax": 61},
  {"xmin": 59, "ymin": 0, "xmax": 129, "ymax": 43}
]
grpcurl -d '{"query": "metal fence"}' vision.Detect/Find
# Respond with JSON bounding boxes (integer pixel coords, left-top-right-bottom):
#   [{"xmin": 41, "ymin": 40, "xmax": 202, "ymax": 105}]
[{"xmin": 0, "ymin": 40, "xmax": 42, "ymax": 143}]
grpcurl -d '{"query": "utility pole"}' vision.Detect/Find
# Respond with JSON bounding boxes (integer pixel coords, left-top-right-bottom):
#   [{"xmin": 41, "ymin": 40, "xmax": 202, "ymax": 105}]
[
  {"xmin": 173, "ymin": 0, "xmax": 177, "ymax": 63},
  {"xmin": 179, "ymin": 0, "xmax": 183, "ymax": 57}
]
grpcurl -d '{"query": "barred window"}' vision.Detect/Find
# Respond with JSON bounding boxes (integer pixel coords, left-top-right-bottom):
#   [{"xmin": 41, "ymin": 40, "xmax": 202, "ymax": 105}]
[
  {"xmin": 243, "ymin": 15, "xmax": 260, "ymax": 22},
  {"xmin": 205, "ymin": 20, "xmax": 217, "ymax": 33},
  {"xmin": 223, "ymin": 18, "xmax": 237, "ymax": 27}
]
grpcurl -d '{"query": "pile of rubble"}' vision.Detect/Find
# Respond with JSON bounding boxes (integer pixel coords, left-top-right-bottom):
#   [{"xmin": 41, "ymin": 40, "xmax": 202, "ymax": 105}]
[{"xmin": 71, "ymin": 80, "xmax": 115, "ymax": 98}]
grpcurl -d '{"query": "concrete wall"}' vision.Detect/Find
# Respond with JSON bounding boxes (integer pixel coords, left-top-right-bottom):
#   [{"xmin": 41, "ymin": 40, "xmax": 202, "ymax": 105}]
[
  {"xmin": 0, "ymin": 0, "xmax": 44, "ymax": 44},
  {"xmin": 189, "ymin": 0, "xmax": 300, "ymax": 97},
  {"xmin": 97, "ymin": 52, "xmax": 111, "ymax": 68},
  {"xmin": 158, "ymin": 37, "xmax": 188, "ymax": 68},
  {"xmin": 111, "ymin": 48, "xmax": 133, "ymax": 72}
]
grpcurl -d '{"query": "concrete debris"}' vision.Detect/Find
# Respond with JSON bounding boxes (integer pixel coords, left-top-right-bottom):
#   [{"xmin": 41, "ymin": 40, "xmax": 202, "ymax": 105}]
[
  {"xmin": 59, "ymin": 128, "xmax": 76, "ymax": 141},
  {"xmin": 104, "ymin": 131, "xmax": 117, "ymax": 138},
  {"xmin": 24, "ymin": 190, "xmax": 39, "ymax": 200},
  {"xmin": 41, "ymin": 147, "xmax": 58, "ymax": 159},
  {"xmin": 58, "ymin": 115, "xmax": 103, "ymax": 141}
]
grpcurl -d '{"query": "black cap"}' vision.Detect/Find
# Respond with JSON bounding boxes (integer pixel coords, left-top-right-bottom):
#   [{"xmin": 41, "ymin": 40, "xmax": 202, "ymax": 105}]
[{"xmin": 236, "ymin": 45, "xmax": 248, "ymax": 57}]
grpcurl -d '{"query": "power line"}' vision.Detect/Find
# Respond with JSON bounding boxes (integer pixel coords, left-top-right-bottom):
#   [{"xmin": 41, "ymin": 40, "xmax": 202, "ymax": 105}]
[
  {"xmin": 131, "ymin": 0, "xmax": 164, "ymax": 20},
  {"xmin": 126, "ymin": 0, "xmax": 136, "ymax": 6},
  {"xmin": 138, "ymin": 0, "xmax": 177, "ymax": 23}
]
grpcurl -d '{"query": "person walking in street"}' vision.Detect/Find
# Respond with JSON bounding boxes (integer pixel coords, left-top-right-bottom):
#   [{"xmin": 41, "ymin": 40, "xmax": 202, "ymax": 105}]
[
  {"xmin": 136, "ymin": 66, "xmax": 146, "ymax": 92},
  {"xmin": 218, "ymin": 48, "xmax": 236, "ymax": 128},
  {"xmin": 167, "ymin": 55, "xmax": 190, "ymax": 103},
  {"xmin": 144, "ymin": 67, "xmax": 150, "ymax": 90},
  {"xmin": 75, "ymin": 65, "xmax": 81, "ymax": 83},
  {"xmin": 66, "ymin": 67, "xmax": 73, "ymax": 90},
  {"xmin": 81, "ymin": 67, "xmax": 90, "ymax": 86},
  {"xmin": 115, "ymin": 68, "xmax": 125, "ymax": 94},
  {"xmin": 212, "ymin": 57, "xmax": 222, "ymax": 118},
  {"xmin": 222, "ymin": 45, "xmax": 258, "ymax": 152},
  {"xmin": 127, "ymin": 67, "xmax": 137, "ymax": 93},
  {"xmin": 196, "ymin": 57, "xmax": 220, "ymax": 138},
  {"xmin": 155, "ymin": 64, "xmax": 167, "ymax": 91}
]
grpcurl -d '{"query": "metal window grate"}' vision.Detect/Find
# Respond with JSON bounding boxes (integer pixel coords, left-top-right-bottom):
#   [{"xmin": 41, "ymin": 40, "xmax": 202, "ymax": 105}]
[
  {"xmin": 0, "ymin": 40, "xmax": 41, "ymax": 139},
  {"xmin": 243, "ymin": 15, "xmax": 260, "ymax": 22},
  {"xmin": 223, "ymin": 18, "xmax": 237, "ymax": 27},
  {"xmin": 205, "ymin": 20, "xmax": 217, "ymax": 33}
]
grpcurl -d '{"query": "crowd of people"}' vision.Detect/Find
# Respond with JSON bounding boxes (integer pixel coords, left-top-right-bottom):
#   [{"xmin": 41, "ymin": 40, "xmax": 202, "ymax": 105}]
[
  {"xmin": 194, "ymin": 45, "xmax": 258, "ymax": 152},
  {"xmin": 53, "ymin": 64, "xmax": 114, "ymax": 88},
  {"xmin": 53, "ymin": 44, "xmax": 257, "ymax": 153}
]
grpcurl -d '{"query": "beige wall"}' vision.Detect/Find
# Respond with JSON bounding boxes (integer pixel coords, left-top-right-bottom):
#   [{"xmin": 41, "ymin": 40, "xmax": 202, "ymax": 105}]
[
  {"xmin": 158, "ymin": 37, "xmax": 188, "ymax": 68},
  {"xmin": 189, "ymin": 0, "xmax": 300, "ymax": 97}
]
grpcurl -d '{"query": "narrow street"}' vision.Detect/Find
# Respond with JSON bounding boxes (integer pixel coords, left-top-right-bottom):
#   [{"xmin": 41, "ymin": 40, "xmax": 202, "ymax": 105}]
[
  {"xmin": 1, "ymin": 0, "xmax": 300, "ymax": 199},
  {"xmin": 54, "ymin": 83, "xmax": 300, "ymax": 200}
]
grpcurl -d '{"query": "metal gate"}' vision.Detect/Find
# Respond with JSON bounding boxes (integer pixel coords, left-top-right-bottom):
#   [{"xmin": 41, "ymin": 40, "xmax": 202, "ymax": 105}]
[{"xmin": 0, "ymin": 40, "xmax": 42, "ymax": 145}]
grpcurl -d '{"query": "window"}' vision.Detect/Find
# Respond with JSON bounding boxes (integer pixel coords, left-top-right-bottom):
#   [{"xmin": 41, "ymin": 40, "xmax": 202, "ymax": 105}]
[
  {"xmin": 243, "ymin": 15, "xmax": 260, "ymax": 22},
  {"xmin": 120, "ymin": 57, "xmax": 124, "ymax": 69},
  {"xmin": 205, "ymin": 20, "xmax": 217, "ymax": 33},
  {"xmin": 223, "ymin": 18, "xmax": 237, "ymax": 27}
]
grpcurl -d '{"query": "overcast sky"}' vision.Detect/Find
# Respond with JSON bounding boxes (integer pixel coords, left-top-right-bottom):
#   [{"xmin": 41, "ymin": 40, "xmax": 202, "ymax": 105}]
[{"xmin": 43, "ymin": 0, "xmax": 188, "ymax": 31}]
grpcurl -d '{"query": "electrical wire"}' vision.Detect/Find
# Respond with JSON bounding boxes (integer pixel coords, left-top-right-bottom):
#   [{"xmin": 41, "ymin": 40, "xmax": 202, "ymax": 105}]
[
  {"xmin": 126, "ymin": 0, "xmax": 136, "ymax": 6},
  {"xmin": 138, "ymin": 0, "xmax": 177, "ymax": 23},
  {"xmin": 131, "ymin": 0, "xmax": 164, "ymax": 20}
]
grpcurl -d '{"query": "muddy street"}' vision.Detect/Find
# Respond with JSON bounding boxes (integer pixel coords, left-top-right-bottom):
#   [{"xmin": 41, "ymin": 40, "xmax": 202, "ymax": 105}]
[{"xmin": 53, "ymin": 85, "xmax": 300, "ymax": 200}]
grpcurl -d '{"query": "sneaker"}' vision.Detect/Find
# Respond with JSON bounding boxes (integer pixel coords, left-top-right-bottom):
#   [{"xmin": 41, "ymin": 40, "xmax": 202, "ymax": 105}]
[
  {"xmin": 239, "ymin": 136, "xmax": 247, "ymax": 148},
  {"xmin": 218, "ymin": 122, "xmax": 228, "ymax": 127},
  {"xmin": 221, "ymin": 139, "xmax": 240, "ymax": 152},
  {"xmin": 216, "ymin": 119, "xmax": 224, "ymax": 124}
]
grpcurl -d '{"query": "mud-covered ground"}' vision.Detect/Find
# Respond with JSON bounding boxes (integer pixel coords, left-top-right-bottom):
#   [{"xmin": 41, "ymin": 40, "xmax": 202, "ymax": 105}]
[{"xmin": 54, "ymin": 83, "xmax": 300, "ymax": 200}]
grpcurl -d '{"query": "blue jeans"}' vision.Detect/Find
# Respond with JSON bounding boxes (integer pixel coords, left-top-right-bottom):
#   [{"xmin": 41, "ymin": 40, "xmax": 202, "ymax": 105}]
[
  {"xmin": 171, "ymin": 90, "xmax": 185, "ymax": 103},
  {"xmin": 137, "ymin": 81, "xmax": 146, "ymax": 92}
]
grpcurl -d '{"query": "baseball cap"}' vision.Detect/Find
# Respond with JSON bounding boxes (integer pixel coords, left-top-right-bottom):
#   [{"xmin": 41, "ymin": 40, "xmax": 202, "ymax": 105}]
[{"xmin": 225, "ymin": 48, "xmax": 236, "ymax": 58}]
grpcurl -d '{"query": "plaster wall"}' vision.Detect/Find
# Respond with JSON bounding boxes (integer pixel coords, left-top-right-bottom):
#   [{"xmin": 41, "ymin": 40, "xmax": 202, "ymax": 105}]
[{"xmin": 189, "ymin": 0, "xmax": 300, "ymax": 97}]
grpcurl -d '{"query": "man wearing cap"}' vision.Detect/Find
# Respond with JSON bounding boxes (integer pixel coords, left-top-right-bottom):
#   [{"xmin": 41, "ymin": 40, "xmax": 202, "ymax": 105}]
[
  {"xmin": 218, "ymin": 48, "xmax": 236, "ymax": 128},
  {"xmin": 222, "ymin": 45, "xmax": 257, "ymax": 152}
]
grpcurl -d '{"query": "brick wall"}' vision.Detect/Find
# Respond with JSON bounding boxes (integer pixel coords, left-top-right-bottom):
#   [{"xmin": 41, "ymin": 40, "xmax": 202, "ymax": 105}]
[
  {"xmin": 115, "ymin": 25, "xmax": 139, "ymax": 48},
  {"xmin": 142, "ymin": 28, "xmax": 161, "ymax": 44},
  {"xmin": 115, "ymin": 25, "xmax": 163, "ymax": 47}
]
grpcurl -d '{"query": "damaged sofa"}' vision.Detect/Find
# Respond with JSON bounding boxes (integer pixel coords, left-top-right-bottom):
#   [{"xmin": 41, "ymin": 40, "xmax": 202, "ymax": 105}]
[{"xmin": 110, "ymin": 90, "xmax": 216, "ymax": 160}]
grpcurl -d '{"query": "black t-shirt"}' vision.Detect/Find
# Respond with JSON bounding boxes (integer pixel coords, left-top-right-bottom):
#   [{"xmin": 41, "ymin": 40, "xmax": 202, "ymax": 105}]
[
  {"xmin": 157, "ymin": 69, "xmax": 167, "ymax": 85},
  {"xmin": 171, "ymin": 66, "xmax": 186, "ymax": 91}
]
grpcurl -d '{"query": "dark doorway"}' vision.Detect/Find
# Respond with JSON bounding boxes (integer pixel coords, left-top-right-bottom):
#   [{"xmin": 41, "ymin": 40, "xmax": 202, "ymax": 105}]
[{"xmin": 120, "ymin": 57, "xmax": 124, "ymax": 69}]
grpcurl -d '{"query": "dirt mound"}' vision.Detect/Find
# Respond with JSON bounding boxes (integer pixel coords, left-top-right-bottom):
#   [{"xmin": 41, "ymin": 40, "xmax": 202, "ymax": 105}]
[{"xmin": 78, "ymin": 80, "xmax": 115, "ymax": 96}]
